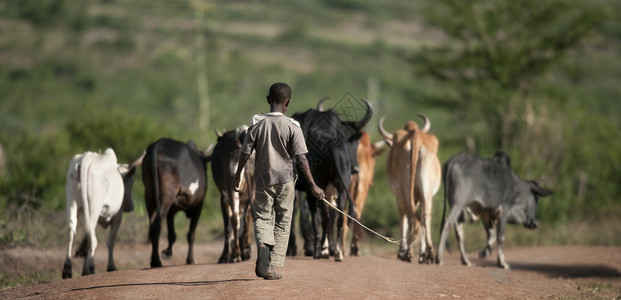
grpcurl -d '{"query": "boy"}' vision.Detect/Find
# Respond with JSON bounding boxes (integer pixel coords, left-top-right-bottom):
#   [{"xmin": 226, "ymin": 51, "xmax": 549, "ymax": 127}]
[{"xmin": 233, "ymin": 82, "xmax": 324, "ymax": 280}]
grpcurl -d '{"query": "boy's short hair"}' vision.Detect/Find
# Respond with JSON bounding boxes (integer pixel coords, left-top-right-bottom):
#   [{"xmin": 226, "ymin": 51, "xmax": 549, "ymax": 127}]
[{"xmin": 268, "ymin": 82, "xmax": 292, "ymax": 104}]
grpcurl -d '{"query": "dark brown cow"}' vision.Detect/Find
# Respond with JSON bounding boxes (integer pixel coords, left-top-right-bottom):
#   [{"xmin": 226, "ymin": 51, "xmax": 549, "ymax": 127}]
[
  {"xmin": 142, "ymin": 138, "xmax": 211, "ymax": 268},
  {"xmin": 211, "ymin": 126, "xmax": 255, "ymax": 263}
]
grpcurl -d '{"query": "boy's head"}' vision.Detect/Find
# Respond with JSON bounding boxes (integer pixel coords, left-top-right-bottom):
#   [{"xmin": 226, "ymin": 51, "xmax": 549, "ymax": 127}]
[{"xmin": 267, "ymin": 82, "xmax": 292, "ymax": 109}]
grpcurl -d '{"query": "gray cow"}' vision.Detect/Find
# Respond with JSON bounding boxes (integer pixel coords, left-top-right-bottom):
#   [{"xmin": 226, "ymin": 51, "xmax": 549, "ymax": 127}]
[{"xmin": 436, "ymin": 150, "xmax": 552, "ymax": 269}]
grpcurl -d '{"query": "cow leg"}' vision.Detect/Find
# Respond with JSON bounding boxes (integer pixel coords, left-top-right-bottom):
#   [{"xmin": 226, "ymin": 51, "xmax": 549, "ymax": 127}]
[
  {"xmin": 397, "ymin": 212, "xmax": 413, "ymax": 262},
  {"xmin": 299, "ymin": 192, "xmax": 314, "ymax": 257},
  {"xmin": 218, "ymin": 193, "xmax": 231, "ymax": 264},
  {"xmin": 286, "ymin": 194, "xmax": 299, "ymax": 257},
  {"xmin": 62, "ymin": 200, "xmax": 78, "ymax": 279},
  {"xmin": 82, "ymin": 215, "xmax": 98, "ymax": 276},
  {"xmin": 106, "ymin": 212, "xmax": 123, "ymax": 272},
  {"xmin": 311, "ymin": 199, "xmax": 325, "ymax": 259},
  {"xmin": 496, "ymin": 220, "xmax": 510, "ymax": 269},
  {"xmin": 436, "ymin": 214, "xmax": 452, "ymax": 265},
  {"xmin": 230, "ymin": 191, "xmax": 242, "ymax": 263},
  {"xmin": 148, "ymin": 212, "xmax": 163, "ymax": 268},
  {"xmin": 241, "ymin": 200, "xmax": 253, "ymax": 261},
  {"xmin": 319, "ymin": 207, "xmax": 331, "ymax": 259},
  {"xmin": 350, "ymin": 190, "xmax": 365, "ymax": 256},
  {"xmin": 334, "ymin": 191, "xmax": 347, "ymax": 262},
  {"xmin": 479, "ymin": 216, "xmax": 496, "ymax": 258},
  {"xmin": 454, "ymin": 222, "xmax": 471, "ymax": 266},
  {"xmin": 418, "ymin": 192, "xmax": 435, "ymax": 264},
  {"xmin": 186, "ymin": 208, "xmax": 201, "ymax": 265},
  {"xmin": 162, "ymin": 211, "xmax": 176, "ymax": 259}
]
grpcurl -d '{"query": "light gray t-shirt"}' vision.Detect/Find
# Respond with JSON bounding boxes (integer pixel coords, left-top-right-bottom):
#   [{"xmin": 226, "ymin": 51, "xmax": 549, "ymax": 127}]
[{"xmin": 241, "ymin": 112, "xmax": 308, "ymax": 186}]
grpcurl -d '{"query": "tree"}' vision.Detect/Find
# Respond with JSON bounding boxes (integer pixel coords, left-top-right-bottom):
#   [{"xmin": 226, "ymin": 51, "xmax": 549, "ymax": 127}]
[{"xmin": 412, "ymin": 0, "xmax": 607, "ymax": 149}]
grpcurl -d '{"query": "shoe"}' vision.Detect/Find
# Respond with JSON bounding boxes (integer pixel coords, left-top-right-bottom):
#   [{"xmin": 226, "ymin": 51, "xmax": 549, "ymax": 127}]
[
  {"xmin": 255, "ymin": 244, "xmax": 270, "ymax": 278},
  {"xmin": 263, "ymin": 265, "xmax": 282, "ymax": 280}
]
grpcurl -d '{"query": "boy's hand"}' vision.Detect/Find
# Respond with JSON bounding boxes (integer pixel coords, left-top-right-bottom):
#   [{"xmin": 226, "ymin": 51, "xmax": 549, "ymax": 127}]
[{"xmin": 310, "ymin": 185, "xmax": 325, "ymax": 200}]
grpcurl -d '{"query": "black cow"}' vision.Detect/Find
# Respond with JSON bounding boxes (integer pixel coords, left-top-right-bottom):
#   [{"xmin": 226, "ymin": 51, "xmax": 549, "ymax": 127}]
[
  {"xmin": 142, "ymin": 138, "xmax": 211, "ymax": 268},
  {"xmin": 290, "ymin": 98, "xmax": 373, "ymax": 262},
  {"xmin": 211, "ymin": 126, "xmax": 255, "ymax": 263},
  {"xmin": 436, "ymin": 150, "xmax": 553, "ymax": 269}
]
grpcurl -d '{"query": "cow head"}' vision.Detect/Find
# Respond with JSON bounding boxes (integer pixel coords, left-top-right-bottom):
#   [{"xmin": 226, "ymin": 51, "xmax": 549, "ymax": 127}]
[
  {"xmin": 293, "ymin": 98, "xmax": 372, "ymax": 177},
  {"xmin": 117, "ymin": 151, "xmax": 145, "ymax": 213},
  {"xmin": 378, "ymin": 113, "xmax": 430, "ymax": 147},
  {"xmin": 507, "ymin": 177, "xmax": 553, "ymax": 229}
]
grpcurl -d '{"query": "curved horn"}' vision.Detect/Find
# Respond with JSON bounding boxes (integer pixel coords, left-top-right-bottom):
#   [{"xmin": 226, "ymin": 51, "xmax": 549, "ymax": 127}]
[
  {"xmin": 378, "ymin": 116, "xmax": 393, "ymax": 146},
  {"xmin": 131, "ymin": 150, "xmax": 146, "ymax": 168},
  {"xmin": 215, "ymin": 128, "xmax": 223, "ymax": 138},
  {"xmin": 316, "ymin": 97, "xmax": 330, "ymax": 111},
  {"xmin": 417, "ymin": 113, "xmax": 430, "ymax": 133},
  {"xmin": 354, "ymin": 99, "xmax": 373, "ymax": 131}
]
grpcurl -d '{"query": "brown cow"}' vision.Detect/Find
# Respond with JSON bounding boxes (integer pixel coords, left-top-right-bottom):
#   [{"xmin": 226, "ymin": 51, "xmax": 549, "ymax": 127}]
[
  {"xmin": 379, "ymin": 114, "xmax": 441, "ymax": 263},
  {"xmin": 344, "ymin": 131, "xmax": 385, "ymax": 256},
  {"xmin": 142, "ymin": 138, "xmax": 211, "ymax": 268}
]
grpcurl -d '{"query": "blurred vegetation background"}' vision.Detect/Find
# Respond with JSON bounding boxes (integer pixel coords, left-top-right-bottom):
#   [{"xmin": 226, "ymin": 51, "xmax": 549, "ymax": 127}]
[{"xmin": 0, "ymin": 0, "xmax": 620, "ymax": 265}]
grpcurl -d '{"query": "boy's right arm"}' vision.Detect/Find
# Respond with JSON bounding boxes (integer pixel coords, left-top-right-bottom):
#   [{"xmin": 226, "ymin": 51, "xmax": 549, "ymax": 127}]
[
  {"xmin": 232, "ymin": 153, "xmax": 250, "ymax": 192},
  {"xmin": 295, "ymin": 154, "xmax": 325, "ymax": 200}
]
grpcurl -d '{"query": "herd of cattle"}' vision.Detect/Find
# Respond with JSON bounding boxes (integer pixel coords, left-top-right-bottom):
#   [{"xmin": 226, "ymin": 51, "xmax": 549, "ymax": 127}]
[{"xmin": 61, "ymin": 98, "xmax": 552, "ymax": 278}]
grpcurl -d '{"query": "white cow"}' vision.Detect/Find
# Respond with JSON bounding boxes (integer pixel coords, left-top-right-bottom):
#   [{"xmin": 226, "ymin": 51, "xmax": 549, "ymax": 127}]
[{"xmin": 62, "ymin": 148, "xmax": 144, "ymax": 278}]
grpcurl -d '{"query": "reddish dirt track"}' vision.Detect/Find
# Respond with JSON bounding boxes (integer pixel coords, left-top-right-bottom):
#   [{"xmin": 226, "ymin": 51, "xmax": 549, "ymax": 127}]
[{"xmin": 1, "ymin": 243, "xmax": 620, "ymax": 299}]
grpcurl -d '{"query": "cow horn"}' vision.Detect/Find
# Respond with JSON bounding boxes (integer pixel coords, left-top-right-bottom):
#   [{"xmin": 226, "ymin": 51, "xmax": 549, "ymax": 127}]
[
  {"xmin": 418, "ymin": 113, "xmax": 430, "ymax": 133},
  {"xmin": 316, "ymin": 97, "xmax": 330, "ymax": 111},
  {"xmin": 131, "ymin": 150, "xmax": 146, "ymax": 168},
  {"xmin": 203, "ymin": 142, "xmax": 215, "ymax": 156},
  {"xmin": 378, "ymin": 116, "xmax": 393, "ymax": 146},
  {"xmin": 354, "ymin": 99, "xmax": 373, "ymax": 131},
  {"xmin": 372, "ymin": 140, "xmax": 387, "ymax": 156},
  {"xmin": 215, "ymin": 128, "xmax": 223, "ymax": 138}
]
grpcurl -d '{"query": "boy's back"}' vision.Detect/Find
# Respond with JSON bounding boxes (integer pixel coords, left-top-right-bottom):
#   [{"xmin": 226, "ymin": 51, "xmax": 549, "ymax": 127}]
[{"xmin": 243, "ymin": 112, "xmax": 307, "ymax": 187}]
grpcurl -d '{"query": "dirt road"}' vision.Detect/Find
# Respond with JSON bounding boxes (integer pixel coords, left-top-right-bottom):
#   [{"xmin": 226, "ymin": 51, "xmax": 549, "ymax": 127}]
[{"xmin": 1, "ymin": 244, "xmax": 620, "ymax": 299}]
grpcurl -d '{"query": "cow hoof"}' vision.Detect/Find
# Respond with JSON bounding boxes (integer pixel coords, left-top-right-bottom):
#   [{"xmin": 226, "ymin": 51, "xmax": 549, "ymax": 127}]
[
  {"xmin": 350, "ymin": 245, "xmax": 359, "ymax": 256},
  {"xmin": 419, "ymin": 251, "xmax": 435, "ymax": 264},
  {"xmin": 304, "ymin": 250, "xmax": 314, "ymax": 257},
  {"xmin": 107, "ymin": 266, "xmax": 118, "ymax": 272},
  {"xmin": 162, "ymin": 249, "xmax": 172, "ymax": 259},
  {"xmin": 334, "ymin": 251, "xmax": 344, "ymax": 262},
  {"xmin": 397, "ymin": 251, "xmax": 412, "ymax": 262},
  {"xmin": 498, "ymin": 262, "xmax": 510, "ymax": 270},
  {"xmin": 479, "ymin": 247, "xmax": 491, "ymax": 258},
  {"xmin": 62, "ymin": 261, "xmax": 72, "ymax": 279},
  {"xmin": 151, "ymin": 260, "xmax": 163, "ymax": 268},
  {"xmin": 320, "ymin": 248, "xmax": 330, "ymax": 259}
]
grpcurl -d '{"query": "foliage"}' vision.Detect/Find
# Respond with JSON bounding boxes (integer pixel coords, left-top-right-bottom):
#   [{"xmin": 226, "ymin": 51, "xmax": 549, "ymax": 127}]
[
  {"xmin": 412, "ymin": 0, "xmax": 621, "ymax": 223},
  {"xmin": 0, "ymin": 0, "xmax": 619, "ymax": 251},
  {"xmin": 413, "ymin": 0, "xmax": 609, "ymax": 148}
]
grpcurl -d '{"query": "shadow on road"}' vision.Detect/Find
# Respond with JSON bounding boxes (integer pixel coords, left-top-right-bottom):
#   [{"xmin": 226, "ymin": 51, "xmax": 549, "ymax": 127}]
[
  {"xmin": 69, "ymin": 278, "xmax": 256, "ymax": 292},
  {"xmin": 511, "ymin": 263, "xmax": 621, "ymax": 279}
]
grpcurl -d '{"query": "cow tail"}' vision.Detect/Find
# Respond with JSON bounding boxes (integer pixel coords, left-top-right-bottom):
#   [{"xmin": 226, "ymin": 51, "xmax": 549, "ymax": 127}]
[
  {"xmin": 76, "ymin": 154, "xmax": 92, "ymax": 258},
  {"xmin": 439, "ymin": 160, "xmax": 449, "ymax": 239},
  {"xmin": 409, "ymin": 132, "xmax": 420, "ymax": 214},
  {"xmin": 151, "ymin": 145, "xmax": 161, "ymax": 226},
  {"xmin": 409, "ymin": 132, "xmax": 421, "ymax": 238}
]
